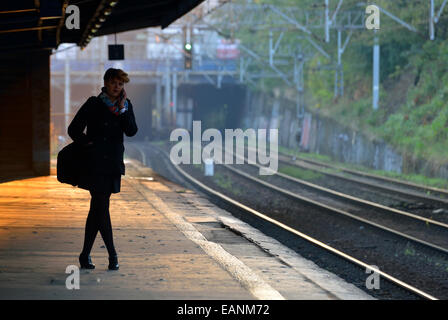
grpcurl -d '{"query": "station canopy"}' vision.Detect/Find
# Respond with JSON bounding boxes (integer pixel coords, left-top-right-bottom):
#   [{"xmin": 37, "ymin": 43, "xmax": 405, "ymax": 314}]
[{"xmin": 0, "ymin": 0, "xmax": 204, "ymax": 53}]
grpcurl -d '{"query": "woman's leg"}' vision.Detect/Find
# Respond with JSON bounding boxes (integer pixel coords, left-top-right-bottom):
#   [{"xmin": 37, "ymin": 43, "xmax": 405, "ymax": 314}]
[
  {"xmin": 81, "ymin": 190, "xmax": 117, "ymax": 257},
  {"xmin": 80, "ymin": 191, "xmax": 100, "ymax": 257},
  {"xmin": 92, "ymin": 191, "xmax": 117, "ymax": 257}
]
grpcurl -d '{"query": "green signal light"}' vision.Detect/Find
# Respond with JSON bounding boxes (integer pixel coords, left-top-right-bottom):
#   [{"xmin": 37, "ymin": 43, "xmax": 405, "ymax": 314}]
[{"xmin": 185, "ymin": 43, "xmax": 192, "ymax": 50}]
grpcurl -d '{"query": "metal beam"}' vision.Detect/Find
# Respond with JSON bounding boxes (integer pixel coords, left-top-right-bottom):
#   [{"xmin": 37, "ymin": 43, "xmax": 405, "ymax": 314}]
[
  {"xmin": 358, "ymin": 2, "xmax": 417, "ymax": 33},
  {"xmin": 0, "ymin": 25, "xmax": 57, "ymax": 34},
  {"xmin": 267, "ymin": 4, "xmax": 312, "ymax": 35},
  {"xmin": 306, "ymin": 37, "xmax": 331, "ymax": 60},
  {"xmin": 79, "ymin": 0, "xmax": 119, "ymax": 48},
  {"xmin": 0, "ymin": 8, "xmax": 38, "ymax": 14},
  {"xmin": 431, "ymin": 0, "xmax": 448, "ymax": 39},
  {"xmin": 435, "ymin": 0, "xmax": 448, "ymax": 23},
  {"xmin": 331, "ymin": 0, "xmax": 344, "ymax": 24}
]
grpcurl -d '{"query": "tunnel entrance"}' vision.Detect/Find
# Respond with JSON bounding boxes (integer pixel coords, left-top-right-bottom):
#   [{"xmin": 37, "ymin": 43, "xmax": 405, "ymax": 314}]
[{"xmin": 180, "ymin": 83, "xmax": 246, "ymax": 132}]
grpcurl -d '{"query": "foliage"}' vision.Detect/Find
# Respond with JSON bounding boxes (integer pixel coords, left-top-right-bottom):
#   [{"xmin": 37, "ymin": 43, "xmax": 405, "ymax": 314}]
[
  {"xmin": 278, "ymin": 145, "xmax": 448, "ymax": 189},
  {"xmin": 213, "ymin": 172, "xmax": 242, "ymax": 195},
  {"xmin": 224, "ymin": 0, "xmax": 448, "ymax": 164},
  {"xmin": 278, "ymin": 165, "xmax": 324, "ymax": 181}
]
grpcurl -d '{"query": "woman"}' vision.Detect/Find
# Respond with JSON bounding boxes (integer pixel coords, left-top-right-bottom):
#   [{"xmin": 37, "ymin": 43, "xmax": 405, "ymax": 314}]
[{"xmin": 68, "ymin": 68, "xmax": 138, "ymax": 270}]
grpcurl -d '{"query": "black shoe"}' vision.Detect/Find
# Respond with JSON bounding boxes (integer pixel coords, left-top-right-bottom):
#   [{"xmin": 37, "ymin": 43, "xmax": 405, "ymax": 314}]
[
  {"xmin": 108, "ymin": 255, "xmax": 119, "ymax": 270},
  {"xmin": 79, "ymin": 253, "xmax": 95, "ymax": 269}
]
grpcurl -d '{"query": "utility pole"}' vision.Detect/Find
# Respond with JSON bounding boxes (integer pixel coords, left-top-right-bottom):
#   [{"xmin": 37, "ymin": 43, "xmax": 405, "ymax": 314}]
[
  {"xmin": 156, "ymin": 78, "xmax": 162, "ymax": 130},
  {"xmin": 172, "ymin": 72, "xmax": 177, "ymax": 127},
  {"xmin": 373, "ymin": 30, "xmax": 379, "ymax": 110},
  {"xmin": 365, "ymin": 3, "xmax": 419, "ymax": 109},
  {"xmin": 429, "ymin": 0, "xmax": 448, "ymax": 40},
  {"xmin": 335, "ymin": 28, "xmax": 342, "ymax": 98},
  {"xmin": 64, "ymin": 54, "xmax": 70, "ymax": 136},
  {"xmin": 294, "ymin": 50, "xmax": 305, "ymax": 119},
  {"xmin": 164, "ymin": 55, "xmax": 171, "ymax": 128},
  {"xmin": 430, "ymin": 0, "xmax": 435, "ymax": 40},
  {"xmin": 325, "ymin": 0, "xmax": 330, "ymax": 43}
]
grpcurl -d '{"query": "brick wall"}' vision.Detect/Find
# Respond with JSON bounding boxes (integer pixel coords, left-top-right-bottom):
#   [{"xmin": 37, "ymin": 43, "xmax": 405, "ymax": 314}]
[{"xmin": 0, "ymin": 50, "xmax": 50, "ymax": 179}]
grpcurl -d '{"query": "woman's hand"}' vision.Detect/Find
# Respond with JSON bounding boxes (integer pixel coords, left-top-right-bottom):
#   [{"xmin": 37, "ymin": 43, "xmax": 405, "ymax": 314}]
[{"xmin": 119, "ymin": 88, "xmax": 127, "ymax": 109}]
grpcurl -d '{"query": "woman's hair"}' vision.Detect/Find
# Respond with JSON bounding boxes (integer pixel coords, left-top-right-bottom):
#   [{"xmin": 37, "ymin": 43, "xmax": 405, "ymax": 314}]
[{"xmin": 103, "ymin": 68, "xmax": 130, "ymax": 83}]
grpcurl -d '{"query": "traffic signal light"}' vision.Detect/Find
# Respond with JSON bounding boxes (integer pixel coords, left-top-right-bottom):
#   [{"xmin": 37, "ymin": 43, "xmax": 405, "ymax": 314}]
[{"xmin": 184, "ymin": 42, "xmax": 192, "ymax": 70}]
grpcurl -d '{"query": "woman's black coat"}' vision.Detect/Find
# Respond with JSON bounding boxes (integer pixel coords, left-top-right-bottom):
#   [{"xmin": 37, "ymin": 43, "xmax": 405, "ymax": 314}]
[{"xmin": 68, "ymin": 96, "xmax": 138, "ymax": 176}]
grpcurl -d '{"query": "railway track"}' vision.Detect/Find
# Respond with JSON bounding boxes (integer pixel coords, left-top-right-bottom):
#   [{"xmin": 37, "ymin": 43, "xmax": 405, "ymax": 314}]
[
  {"xmin": 130, "ymin": 142, "xmax": 442, "ymax": 300},
  {"xmin": 278, "ymin": 150, "xmax": 448, "ymax": 201},
  {"xmin": 207, "ymin": 144, "xmax": 448, "ymax": 255},
  {"xmin": 224, "ymin": 163, "xmax": 448, "ymax": 253},
  {"xmin": 273, "ymin": 149, "xmax": 448, "ymax": 214},
  {"xmin": 232, "ymin": 155, "xmax": 448, "ymax": 252}
]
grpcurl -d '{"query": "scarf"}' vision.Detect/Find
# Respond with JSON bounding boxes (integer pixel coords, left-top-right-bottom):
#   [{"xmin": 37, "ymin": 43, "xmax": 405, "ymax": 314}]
[{"xmin": 99, "ymin": 87, "xmax": 128, "ymax": 116}]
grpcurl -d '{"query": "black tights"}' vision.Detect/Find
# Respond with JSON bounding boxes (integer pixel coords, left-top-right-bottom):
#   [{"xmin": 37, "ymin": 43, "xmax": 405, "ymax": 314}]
[{"xmin": 80, "ymin": 191, "xmax": 117, "ymax": 257}]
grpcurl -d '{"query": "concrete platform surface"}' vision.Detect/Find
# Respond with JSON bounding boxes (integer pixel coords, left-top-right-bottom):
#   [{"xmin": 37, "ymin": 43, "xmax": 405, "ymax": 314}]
[{"xmin": 0, "ymin": 158, "xmax": 373, "ymax": 300}]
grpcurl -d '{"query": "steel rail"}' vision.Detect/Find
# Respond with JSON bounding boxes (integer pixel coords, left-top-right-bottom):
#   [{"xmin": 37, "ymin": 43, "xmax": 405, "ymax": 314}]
[
  {"xmin": 223, "ymin": 164, "xmax": 448, "ymax": 256},
  {"xmin": 238, "ymin": 153, "xmax": 448, "ymax": 231},
  {"xmin": 276, "ymin": 150, "xmax": 448, "ymax": 203},
  {"xmin": 150, "ymin": 144, "xmax": 438, "ymax": 300},
  {"xmin": 229, "ymin": 145, "xmax": 448, "ymax": 231}
]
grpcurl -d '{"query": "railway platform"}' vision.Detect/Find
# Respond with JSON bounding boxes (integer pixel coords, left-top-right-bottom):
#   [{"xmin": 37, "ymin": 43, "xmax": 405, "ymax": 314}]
[{"xmin": 0, "ymin": 158, "xmax": 373, "ymax": 300}]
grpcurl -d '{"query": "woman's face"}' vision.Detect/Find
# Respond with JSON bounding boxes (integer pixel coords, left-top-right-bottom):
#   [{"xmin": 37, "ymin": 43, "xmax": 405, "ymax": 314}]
[{"xmin": 104, "ymin": 78, "xmax": 124, "ymax": 99}]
